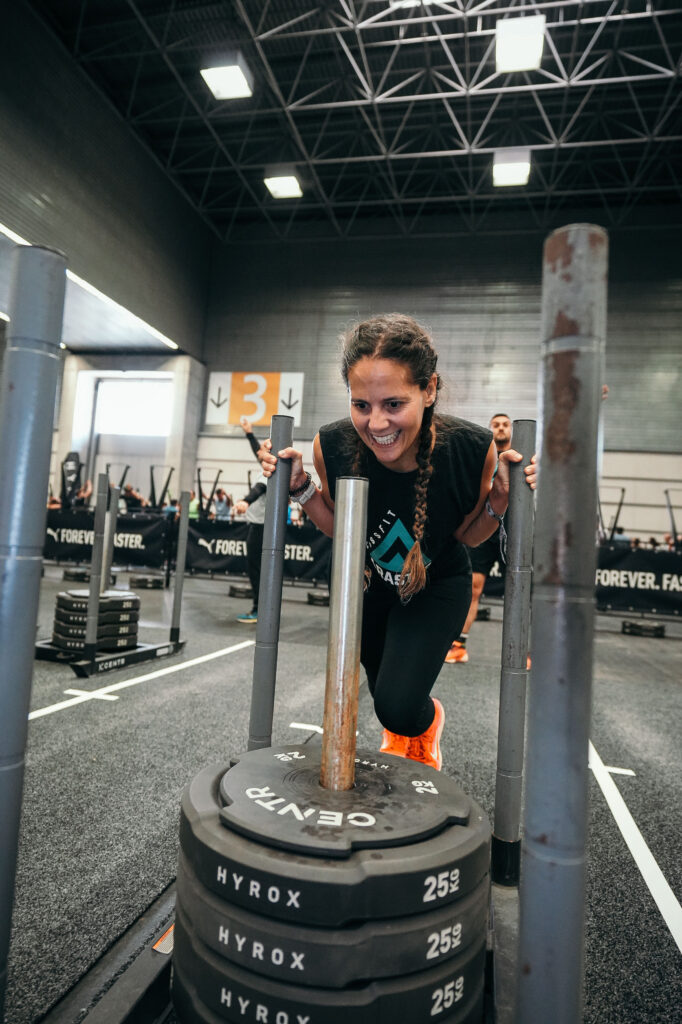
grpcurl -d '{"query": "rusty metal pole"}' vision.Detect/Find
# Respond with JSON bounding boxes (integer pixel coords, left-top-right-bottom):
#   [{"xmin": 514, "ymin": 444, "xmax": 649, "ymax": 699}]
[
  {"xmin": 516, "ymin": 224, "xmax": 608, "ymax": 1024},
  {"xmin": 320, "ymin": 477, "xmax": 369, "ymax": 791}
]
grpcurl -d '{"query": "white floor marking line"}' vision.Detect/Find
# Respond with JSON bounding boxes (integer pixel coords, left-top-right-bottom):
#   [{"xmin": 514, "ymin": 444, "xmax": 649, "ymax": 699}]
[
  {"xmin": 288, "ymin": 723, "xmax": 360, "ymax": 737},
  {"xmin": 289, "ymin": 722, "xmax": 323, "ymax": 734},
  {"xmin": 29, "ymin": 641, "xmax": 255, "ymax": 720},
  {"xmin": 589, "ymin": 740, "xmax": 682, "ymax": 953},
  {"xmin": 604, "ymin": 765, "xmax": 636, "ymax": 777},
  {"xmin": 63, "ymin": 688, "xmax": 118, "ymax": 701}
]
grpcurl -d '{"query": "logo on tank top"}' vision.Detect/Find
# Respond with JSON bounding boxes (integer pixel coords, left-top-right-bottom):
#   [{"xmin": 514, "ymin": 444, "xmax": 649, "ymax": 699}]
[{"xmin": 367, "ymin": 512, "xmax": 430, "ymax": 587}]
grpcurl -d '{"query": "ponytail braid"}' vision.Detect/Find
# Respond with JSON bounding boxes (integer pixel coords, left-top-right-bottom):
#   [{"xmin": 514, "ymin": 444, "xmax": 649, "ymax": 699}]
[{"xmin": 397, "ymin": 405, "xmax": 435, "ymax": 603}]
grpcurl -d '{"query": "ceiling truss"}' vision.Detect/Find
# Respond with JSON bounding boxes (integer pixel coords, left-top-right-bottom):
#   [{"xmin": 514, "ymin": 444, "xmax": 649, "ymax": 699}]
[{"xmin": 27, "ymin": 0, "xmax": 682, "ymax": 240}]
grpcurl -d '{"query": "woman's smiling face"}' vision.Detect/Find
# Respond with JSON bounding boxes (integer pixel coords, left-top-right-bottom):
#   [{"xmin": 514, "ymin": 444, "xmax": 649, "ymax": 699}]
[{"xmin": 347, "ymin": 356, "xmax": 437, "ymax": 472}]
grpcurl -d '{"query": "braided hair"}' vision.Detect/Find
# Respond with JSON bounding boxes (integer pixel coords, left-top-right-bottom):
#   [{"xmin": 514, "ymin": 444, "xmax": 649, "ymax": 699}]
[{"xmin": 341, "ymin": 314, "xmax": 442, "ymax": 601}]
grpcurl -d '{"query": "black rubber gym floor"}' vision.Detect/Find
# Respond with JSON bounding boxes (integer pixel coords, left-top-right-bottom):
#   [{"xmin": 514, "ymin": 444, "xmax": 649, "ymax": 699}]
[{"xmin": 5, "ymin": 566, "xmax": 681, "ymax": 1023}]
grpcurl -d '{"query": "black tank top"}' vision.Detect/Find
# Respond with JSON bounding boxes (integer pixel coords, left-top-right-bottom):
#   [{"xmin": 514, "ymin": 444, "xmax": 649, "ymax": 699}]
[{"xmin": 319, "ymin": 414, "xmax": 492, "ymax": 593}]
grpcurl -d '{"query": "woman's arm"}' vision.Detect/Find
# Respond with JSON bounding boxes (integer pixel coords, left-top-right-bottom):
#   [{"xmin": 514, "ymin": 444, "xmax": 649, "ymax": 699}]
[
  {"xmin": 454, "ymin": 442, "xmax": 536, "ymax": 547},
  {"xmin": 260, "ymin": 433, "xmax": 336, "ymax": 537}
]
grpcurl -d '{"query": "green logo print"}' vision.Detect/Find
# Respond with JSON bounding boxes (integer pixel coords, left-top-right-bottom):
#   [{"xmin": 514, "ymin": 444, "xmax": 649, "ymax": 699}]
[{"xmin": 370, "ymin": 519, "xmax": 431, "ymax": 572}]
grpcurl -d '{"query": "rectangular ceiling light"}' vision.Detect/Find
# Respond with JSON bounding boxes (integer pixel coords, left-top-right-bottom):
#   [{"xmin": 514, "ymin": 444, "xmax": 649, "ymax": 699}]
[
  {"xmin": 264, "ymin": 175, "xmax": 303, "ymax": 199},
  {"xmin": 200, "ymin": 58, "xmax": 253, "ymax": 100},
  {"xmin": 493, "ymin": 148, "xmax": 531, "ymax": 187},
  {"xmin": 495, "ymin": 15, "xmax": 546, "ymax": 73}
]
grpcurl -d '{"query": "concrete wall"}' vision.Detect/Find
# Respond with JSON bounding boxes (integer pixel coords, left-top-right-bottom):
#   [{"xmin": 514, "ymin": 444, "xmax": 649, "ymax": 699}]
[
  {"xmin": 197, "ymin": 222, "xmax": 681, "ymax": 539},
  {"xmin": 202, "ymin": 227, "xmax": 681, "ymax": 453}
]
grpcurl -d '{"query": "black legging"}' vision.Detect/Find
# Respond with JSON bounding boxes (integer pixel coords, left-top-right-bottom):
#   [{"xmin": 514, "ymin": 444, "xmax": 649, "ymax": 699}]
[
  {"xmin": 361, "ymin": 573, "xmax": 472, "ymax": 736},
  {"xmin": 246, "ymin": 523, "xmax": 264, "ymax": 610}
]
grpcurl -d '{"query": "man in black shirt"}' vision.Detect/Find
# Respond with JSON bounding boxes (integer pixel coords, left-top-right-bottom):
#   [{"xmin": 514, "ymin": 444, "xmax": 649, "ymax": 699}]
[
  {"xmin": 445, "ymin": 412, "xmax": 511, "ymax": 664},
  {"xmin": 122, "ymin": 484, "xmax": 148, "ymax": 510}
]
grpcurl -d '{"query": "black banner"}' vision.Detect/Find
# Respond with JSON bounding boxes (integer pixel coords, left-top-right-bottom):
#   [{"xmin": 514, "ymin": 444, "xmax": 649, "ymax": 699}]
[
  {"xmin": 484, "ymin": 544, "xmax": 682, "ymax": 615},
  {"xmin": 595, "ymin": 545, "xmax": 682, "ymax": 616},
  {"xmin": 44, "ymin": 512, "xmax": 682, "ymax": 615},
  {"xmin": 186, "ymin": 519, "xmax": 249, "ymax": 574},
  {"xmin": 44, "ymin": 510, "xmax": 168, "ymax": 568},
  {"xmin": 186, "ymin": 520, "xmax": 332, "ymax": 582}
]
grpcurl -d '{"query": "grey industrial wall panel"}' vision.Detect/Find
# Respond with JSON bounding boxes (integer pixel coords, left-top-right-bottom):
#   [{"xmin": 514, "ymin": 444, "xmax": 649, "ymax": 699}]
[
  {"xmin": 203, "ymin": 228, "xmax": 681, "ymax": 454},
  {"xmin": 0, "ymin": 2, "xmax": 212, "ymax": 358}
]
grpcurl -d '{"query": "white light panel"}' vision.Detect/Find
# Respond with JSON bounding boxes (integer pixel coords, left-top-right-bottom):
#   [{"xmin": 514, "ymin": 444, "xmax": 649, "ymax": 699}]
[
  {"xmin": 200, "ymin": 65, "xmax": 252, "ymax": 99},
  {"xmin": 495, "ymin": 15, "xmax": 546, "ymax": 73},
  {"xmin": 493, "ymin": 148, "xmax": 531, "ymax": 186},
  {"xmin": 264, "ymin": 175, "xmax": 303, "ymax": 199}
]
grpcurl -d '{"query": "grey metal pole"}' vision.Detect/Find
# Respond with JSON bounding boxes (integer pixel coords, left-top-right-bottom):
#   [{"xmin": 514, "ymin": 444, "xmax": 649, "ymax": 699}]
[
  {"xmin": 170, "ymin": 490, "xmax": 190, "ymax": 643},
  {"xmin": 85, "ymin": 379, "xmax": 101, "ymax": 486},
  {"xmin": 83, "ymin": 474, "xmax": 109, "ymax": 662},
  {"xmin": 320, "ymin": 477, "xmax": 369, "ymax": 792},
  {"xmin": 247, "ymin": 415, "xmax": 293, "ymax": 750},
  {"xmin": 491, "ymin": 419, "xmax": 536, "ymax": 885},
  {"xmin": 663, "ymin": 489, "xmax": 679, "ymax": 546},
  {"xmin": 100, "ymin": 484, "xmax": 119, "ymax": 593},
  {"xmin": 516, "ymin": 224, "xmax": 608, "ymax": 1024},
  {"xmin": 0, "ymin": 245, "xmax": 66, "ymax": 1019}
]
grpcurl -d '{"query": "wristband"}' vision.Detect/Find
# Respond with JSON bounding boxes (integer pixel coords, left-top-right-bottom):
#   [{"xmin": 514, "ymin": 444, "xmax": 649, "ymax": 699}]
[
  {"xmin": 485, "ymin": 499, "xmax": 508, "ymax": 565},
  {"xmin": 485, "ymin": 498, "xmax": 504, "ymax": 524},
  {"xmin": 293, "ymin": 476, "xmax": 317, "ymax": 506},
  {"xmin": 289, "ymin": 472, "xmax": 312, "ymax": 498}
]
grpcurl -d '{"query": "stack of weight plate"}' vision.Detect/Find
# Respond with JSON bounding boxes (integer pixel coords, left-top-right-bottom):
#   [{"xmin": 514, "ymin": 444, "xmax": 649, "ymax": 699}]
[
  {"xmin": 52, "ymin": 589, "xmax": 141, "ymax": 652},
  {"xmin": 62, "ymin": 567, "xmax": 117, "ymax": 586},
  {"xmin": 130, "ymin": 574, "xmax": 164, "ymax": 589},
  {"xmin": 174, "ymin": 744, "xmax": 491, "ymax": 1024}
]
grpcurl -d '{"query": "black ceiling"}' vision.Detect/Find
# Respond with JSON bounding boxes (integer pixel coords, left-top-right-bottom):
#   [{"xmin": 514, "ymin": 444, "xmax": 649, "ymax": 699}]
[{"xmin": 26, "ymin": 0, "xmax": 682, "ymax": 241}]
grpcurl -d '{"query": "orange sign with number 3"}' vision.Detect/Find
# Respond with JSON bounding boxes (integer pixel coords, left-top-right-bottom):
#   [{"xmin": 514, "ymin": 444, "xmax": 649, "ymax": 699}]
[{"xmin": 229, "ymin": 372, "xmax": 281, "ymax": 425}]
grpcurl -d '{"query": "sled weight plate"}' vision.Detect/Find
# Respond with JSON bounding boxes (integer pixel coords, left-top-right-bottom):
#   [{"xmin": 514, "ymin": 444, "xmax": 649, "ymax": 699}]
[
  {"xmin": 173, "ymin": 906, "xmax": 486, "ymax": 1024},
  {"xmin": 180, "ymin": 764, "xmax": 490, "ymax": 927},
  {"xmin": 176, "ymin": 850, "xmax": 489, "ymax": 988}
]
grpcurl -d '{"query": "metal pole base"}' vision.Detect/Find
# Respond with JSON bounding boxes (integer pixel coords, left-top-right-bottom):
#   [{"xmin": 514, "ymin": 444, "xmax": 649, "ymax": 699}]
[{"xmin": 491, "ymin": 835, "xmax": 521, "ymax": 886}]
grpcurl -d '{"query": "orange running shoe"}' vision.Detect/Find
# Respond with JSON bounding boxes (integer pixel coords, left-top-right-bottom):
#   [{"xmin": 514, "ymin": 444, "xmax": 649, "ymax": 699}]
[
  {"xmin": 380, "ymin": 729, "xmax": 412, "ymax": 759},
  {"xmin": 407, "ymin": 698, "xmax": 445, "ymax": 771},
  {"xmin": 444, "ymin": 641, "xmax": 468, "ymax": 664}
]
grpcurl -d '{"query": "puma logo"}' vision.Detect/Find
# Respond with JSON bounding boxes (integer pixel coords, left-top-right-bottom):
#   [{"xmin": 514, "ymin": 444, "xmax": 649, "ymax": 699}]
[
  {"xmin": 197, "ymin": 537, "xmax": 215, "ymax": 554},
  {"xmin": 46, "ymin": 528, "xmax": 60, "ymax": 543}
]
